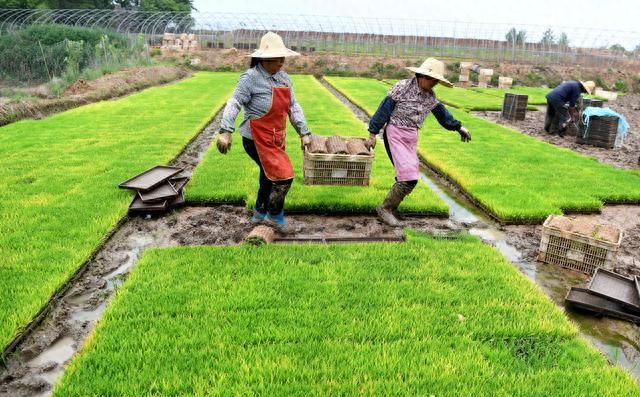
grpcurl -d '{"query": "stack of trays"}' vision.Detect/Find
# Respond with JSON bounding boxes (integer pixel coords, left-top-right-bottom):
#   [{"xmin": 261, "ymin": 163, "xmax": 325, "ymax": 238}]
[
  {"xmin": 577, "ymin": 115, "xmax": 619, "ymax": 149},
  {"xmin": 119, "ymin": 165, "xmax": 190, "ymax": 214},
  {"xmin": 501, "ymin": 93, "xmax": 528, "ymax": 121},
  {"xmin": 566, "ymin": 268, "xmax": 640, "ymax": 323},
  {"xmin": 581, "ymin": 98, "xmax": 603, "ymax": 108}
]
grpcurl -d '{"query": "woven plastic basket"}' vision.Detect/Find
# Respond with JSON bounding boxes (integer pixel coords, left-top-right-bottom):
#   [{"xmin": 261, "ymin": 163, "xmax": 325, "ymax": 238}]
[
  {"xmin": 538, "ymin": 215, "xmax": 622, "ymax": 275},
  {"xmin": 303, "ymin": 138, "xmax": 374, "ymax": 186}
]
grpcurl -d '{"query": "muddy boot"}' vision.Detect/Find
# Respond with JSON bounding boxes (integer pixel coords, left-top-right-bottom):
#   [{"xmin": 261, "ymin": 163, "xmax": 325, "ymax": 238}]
[
  {"xmin": 265, "ymin": 183, "xmax": 292, "ymax": 233},
  {"xmin": 251, "ymin": 207, "xmax": 267, "ymax": 223},
  {"xmin": 376, "ymin": 182, "xmax": 415, "ymax": 227}
]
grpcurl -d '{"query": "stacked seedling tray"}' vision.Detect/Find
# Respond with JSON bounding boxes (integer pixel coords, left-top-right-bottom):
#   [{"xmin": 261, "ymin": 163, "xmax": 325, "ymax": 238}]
[
  {"xmin": 538, "ymin": 215, "xmax": 622, "ymax": 275},
  {"xmin": 566, "ymin": 268, "xmax": 640, "ymax": 324},
  {"xmin": 119, "ymin": 165, "xmax": 190, "ymax": 214},
  {"xmin": 581, "ymin": 98, "xmax": 603, "ymax": 108},
  {"xmin": 501, "ymin": 93, "xmax": 528, "ymax": 120},
  {"xmin": 577, "ymin": 115, "xmax": 619, "ymax": 149},
  {"xmin": 304, "ymin": 135, "xmax": 374, "ymax": 186}
]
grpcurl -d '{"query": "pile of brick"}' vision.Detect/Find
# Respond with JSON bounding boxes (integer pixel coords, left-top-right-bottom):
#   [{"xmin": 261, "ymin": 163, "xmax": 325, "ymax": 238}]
[
  {"xmin": 458, "ymin": 62, "xmax": 472, "ymax": 87},
  {"xmin": 498, "ymin": 76, "xmax": 513, "ymax": 89},
  {"xmin": 477, "ymin": 68, "xmax": 493, "ymax": 88},
  {"xmin": 161, "ymin": 33, "xmax": 199, "ymax": 51}
]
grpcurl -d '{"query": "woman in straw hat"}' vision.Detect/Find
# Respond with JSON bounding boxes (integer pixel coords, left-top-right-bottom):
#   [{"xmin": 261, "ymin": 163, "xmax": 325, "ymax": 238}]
[
  {"xmin": 366, "ymin": 57, "xmax": 471, "ymax": 226},
  {"xmin": 217, "ymin": 32, "xmax": 312, "ymax": 226},
  {"xmin": 544, "ymin": 80, "xmax": 595, "ymax": 137}
]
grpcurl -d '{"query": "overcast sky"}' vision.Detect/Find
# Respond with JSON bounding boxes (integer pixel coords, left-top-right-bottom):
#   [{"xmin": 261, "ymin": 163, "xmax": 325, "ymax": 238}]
[{"xmin": 193, "ymin": 0, "xmax": 639, "ymax": 49}]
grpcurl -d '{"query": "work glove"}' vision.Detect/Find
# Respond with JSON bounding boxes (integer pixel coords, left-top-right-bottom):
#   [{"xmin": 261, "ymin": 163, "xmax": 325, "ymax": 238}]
[
  {"xmin": 300, "ymin": 133, "xmax": 312, "ymax": 151},
  {"xmin": 216, "ymin": 131, "xmax": 232, "ymax": 154},
  {"xmin": 364, "ymin": 133, "xmax": 377, "ymax": 150},
  {"xmin": 458, "ymin": 126, "xmax": 471, "ymax": 142},
  {"xmin": 568, "ymin": 106, "xmax": 578, "ymax": 122}
]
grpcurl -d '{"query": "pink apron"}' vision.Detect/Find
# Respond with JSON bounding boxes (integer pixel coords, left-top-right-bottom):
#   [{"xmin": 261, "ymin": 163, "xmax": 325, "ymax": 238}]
[{"xmin": 385, "ymin": 123, "xmax": 419, "ymax": 182}]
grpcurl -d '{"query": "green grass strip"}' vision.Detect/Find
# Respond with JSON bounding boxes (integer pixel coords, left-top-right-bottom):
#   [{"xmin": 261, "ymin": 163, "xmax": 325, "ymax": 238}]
[
  {"xmin": 0, "ymin": 72, "xmax": 238, "ymax": 352},
  {"xmin": 54, "ymin": 232, "xmax": 639, "ymax": 396},
  {"xmin": 324, "ymin": 76, "xmax": 640, "ymax": 223},
  {"xmin": 187, "ymin": 74, "xmax": 448, "ymax": 215}
]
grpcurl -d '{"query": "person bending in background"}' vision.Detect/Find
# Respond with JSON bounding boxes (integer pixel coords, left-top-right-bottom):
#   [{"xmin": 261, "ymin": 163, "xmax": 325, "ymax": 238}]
[
  {"xmin": 216, "ymin": 32, "xmax": 312, "ymax": 226},
  {"xmin": 544, "ymin": 80, "xmax": 595, "ymax": 136},
  {"xmin": 366, "ymin": 57, "xmax": 471, "ymax": 227}
]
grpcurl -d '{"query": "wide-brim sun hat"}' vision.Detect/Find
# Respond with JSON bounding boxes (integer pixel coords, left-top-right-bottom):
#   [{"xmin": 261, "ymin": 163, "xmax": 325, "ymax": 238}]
[
  {"xmin": 406, "ymin": 58, "xmax": 454, "ymax": 88},
  {"xmin": 580, "ymin": 80, "xmax": 595, "ymax": 95},
  {"xmin": 249, "ymin": 31, "xmax": 300, "ymax": 58}
]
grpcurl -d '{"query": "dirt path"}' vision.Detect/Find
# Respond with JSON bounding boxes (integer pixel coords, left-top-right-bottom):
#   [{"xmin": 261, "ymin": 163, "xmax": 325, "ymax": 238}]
[{"xmin": 473, "ymin": 94, "xmax": 640, "ymax": 170}]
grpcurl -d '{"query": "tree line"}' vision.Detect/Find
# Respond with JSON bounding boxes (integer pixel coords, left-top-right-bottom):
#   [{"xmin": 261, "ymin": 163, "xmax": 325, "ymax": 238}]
[
  {"xmin": 0, "ymin": 0, "xmax": 193, "ymax": 11},
  {"xmin": 505, "ymin": 27, "xmax": 637, "ymax": 53}
]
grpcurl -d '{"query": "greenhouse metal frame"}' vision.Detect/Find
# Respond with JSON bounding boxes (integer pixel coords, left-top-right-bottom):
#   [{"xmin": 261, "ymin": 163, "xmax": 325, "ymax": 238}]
[{"xmin": 1, "ymin": 9, "xmax": 638, "ymax": 67}]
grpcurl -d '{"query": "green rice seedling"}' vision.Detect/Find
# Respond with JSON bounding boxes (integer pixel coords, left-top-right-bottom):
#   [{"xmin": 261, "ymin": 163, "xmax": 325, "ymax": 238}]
[
  {"xmin": 0, "ymin": 72, "xmax": 238, "ymax": 353},
  {"xmin": 187, "ymin": 75, "xmax": 448, "ymax": 215},
  {"xmin": 53, "ymin": 232, "xmax": 639, "ymax": 396},
  {"xmin": 324, "ymin": 76, "xmax": 640, "ymax": 223},
  {"xmin": 327, "ymin": 76, "xmax": 528, "ymax": 111},
  {"xmin": 471, "ymin": 87, "xmax": 550, "ymax": 105}
]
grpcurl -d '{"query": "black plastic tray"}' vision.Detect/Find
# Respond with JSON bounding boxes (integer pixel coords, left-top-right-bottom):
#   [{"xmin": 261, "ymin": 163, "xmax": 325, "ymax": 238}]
[
  {"xmin": 588, "ymin": 268, "xmax": 640, "ymax": 313},
  {"xmin": 128, "ymin": 195, "xmax": 168, "ymax": 213},
  {"xmin": 170, "ymin": 177, "xmax": 189, "ymax": 192},
  {"xmin": 138, "ymin": 181, "xmax": 178, "ymax": 203},
  {"xmin": 119, "ymin": 166, "xmax": 183, "ymax": 191},
  {"xmin": 566, "ymin": 287, "xmax": 640, "ymax": 324}
]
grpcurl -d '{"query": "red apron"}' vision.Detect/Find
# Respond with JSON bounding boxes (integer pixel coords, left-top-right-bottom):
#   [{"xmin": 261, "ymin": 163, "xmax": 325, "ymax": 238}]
[{"xmin": 250, "ymin": 87, "xmax": 293, "ymax": 182}]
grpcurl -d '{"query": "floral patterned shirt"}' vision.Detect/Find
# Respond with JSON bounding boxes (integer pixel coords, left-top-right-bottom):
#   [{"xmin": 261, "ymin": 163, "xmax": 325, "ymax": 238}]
[{"xmin": 388, "ymin": 77, "xmax": 439, "ymax": 129}]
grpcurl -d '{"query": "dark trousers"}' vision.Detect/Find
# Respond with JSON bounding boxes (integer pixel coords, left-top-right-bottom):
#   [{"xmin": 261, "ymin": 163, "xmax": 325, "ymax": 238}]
[
  {"xmin": 382, "ymin": 129, "xmax": 418, "ymax": 188},
  {"xmin": 544, "ymin": 99, "xmax": 570, "ymax": 134},
  {"xmin": 242, "ymin": 137, "xmax": 292, "ymax": 215}
]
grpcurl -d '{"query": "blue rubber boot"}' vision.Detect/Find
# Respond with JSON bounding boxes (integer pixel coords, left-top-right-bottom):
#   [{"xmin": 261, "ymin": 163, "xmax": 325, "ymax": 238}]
[
  {"xmin": 265, "ymin": 210, "xmax": 287, "ymax": 225},
  {"xmin": 251, "ymin": 207, "xmax": 267, "ymax": 223}
]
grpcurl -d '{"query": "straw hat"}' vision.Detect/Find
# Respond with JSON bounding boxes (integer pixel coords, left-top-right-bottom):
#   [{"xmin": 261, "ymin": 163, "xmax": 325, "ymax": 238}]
[
  {"xmin": 249, "ymin": 32, "xmax": 300, "ymax": 58},
  {"xmin": 580, "ymin": 80, "xmax": 595, "ymax": 95},
  {"xmin": 406, "ymin": 58, "xmax": 453, "ymax": 88}
]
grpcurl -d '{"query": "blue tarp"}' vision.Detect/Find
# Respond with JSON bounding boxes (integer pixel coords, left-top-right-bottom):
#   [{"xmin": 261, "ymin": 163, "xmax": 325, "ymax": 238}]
[{"xmin": 581, "ymin": 107, "xmax": 630, "ymax": 148}]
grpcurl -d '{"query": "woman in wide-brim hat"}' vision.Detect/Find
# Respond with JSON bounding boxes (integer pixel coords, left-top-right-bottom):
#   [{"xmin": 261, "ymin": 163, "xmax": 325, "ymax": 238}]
[
  {"xmin": 366, "ymin": 57, "xmax": 472, "ymax": 226},
  {"xmin": 217, "ymin": 32, "xmax": 312, "ymax": 227}
]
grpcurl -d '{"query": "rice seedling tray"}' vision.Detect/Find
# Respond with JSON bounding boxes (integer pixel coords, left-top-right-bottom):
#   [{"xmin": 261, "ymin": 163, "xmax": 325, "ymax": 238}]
[
  {"xmin": 169, "ymin": 177, "xmax": 189, "ymax": 192},
  {"xmin": 501, "ymin": 93, "xmax": 528, "ymax": 120},
  {"xmin": 137, "ymin": 181, "xmax": 179, "ymax": 203},
  {"xmin": 587, "ymin": 268, "xmax": 640, "ymax": 313},
  {"xmin": 128, "ymin": 195, "xmax": 168, "ymax": 213},
  {"xmin": 119, "ymin": 165, "xmax": 183, "ymax": 191},
  {"xmin": 565, "ymin": 287, "xmax": 640, "ymax": 324}
]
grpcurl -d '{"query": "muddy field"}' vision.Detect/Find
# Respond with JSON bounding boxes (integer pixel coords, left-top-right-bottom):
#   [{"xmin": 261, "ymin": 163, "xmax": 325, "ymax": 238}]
[
  {"xmin": 2, "ymin": 76, "xmax": 640, "ymax": 397},
  {"xmin": 473, "ymin": 94, "xmax": 640, "ymax": 170}
]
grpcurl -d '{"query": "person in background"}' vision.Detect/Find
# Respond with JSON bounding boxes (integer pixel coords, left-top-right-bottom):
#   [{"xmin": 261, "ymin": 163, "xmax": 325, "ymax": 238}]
[
  {"xmin": 544, "ymin": 80, "xmax": 595, "ymax": 136},
  {"xmin": 366, "ymin": 57, "xmax": 471, "ymax": 227},
  {"xmin": 216, "ymin": 32, "xmax": 312, "ymax": 226}
]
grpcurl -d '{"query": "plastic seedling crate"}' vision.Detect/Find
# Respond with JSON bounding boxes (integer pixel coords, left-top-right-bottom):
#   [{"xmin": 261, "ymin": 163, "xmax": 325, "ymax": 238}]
[
  {"xmin": 538, "ymin": 215, "xmax": 622, "ymax": 275},
  {"xmin": 303, "ymin": 137, "xmax": 374, "ymax": 186},
  {"xmin": 501, "ymin": 93, "xmax": 528, "ymax": 121}
]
